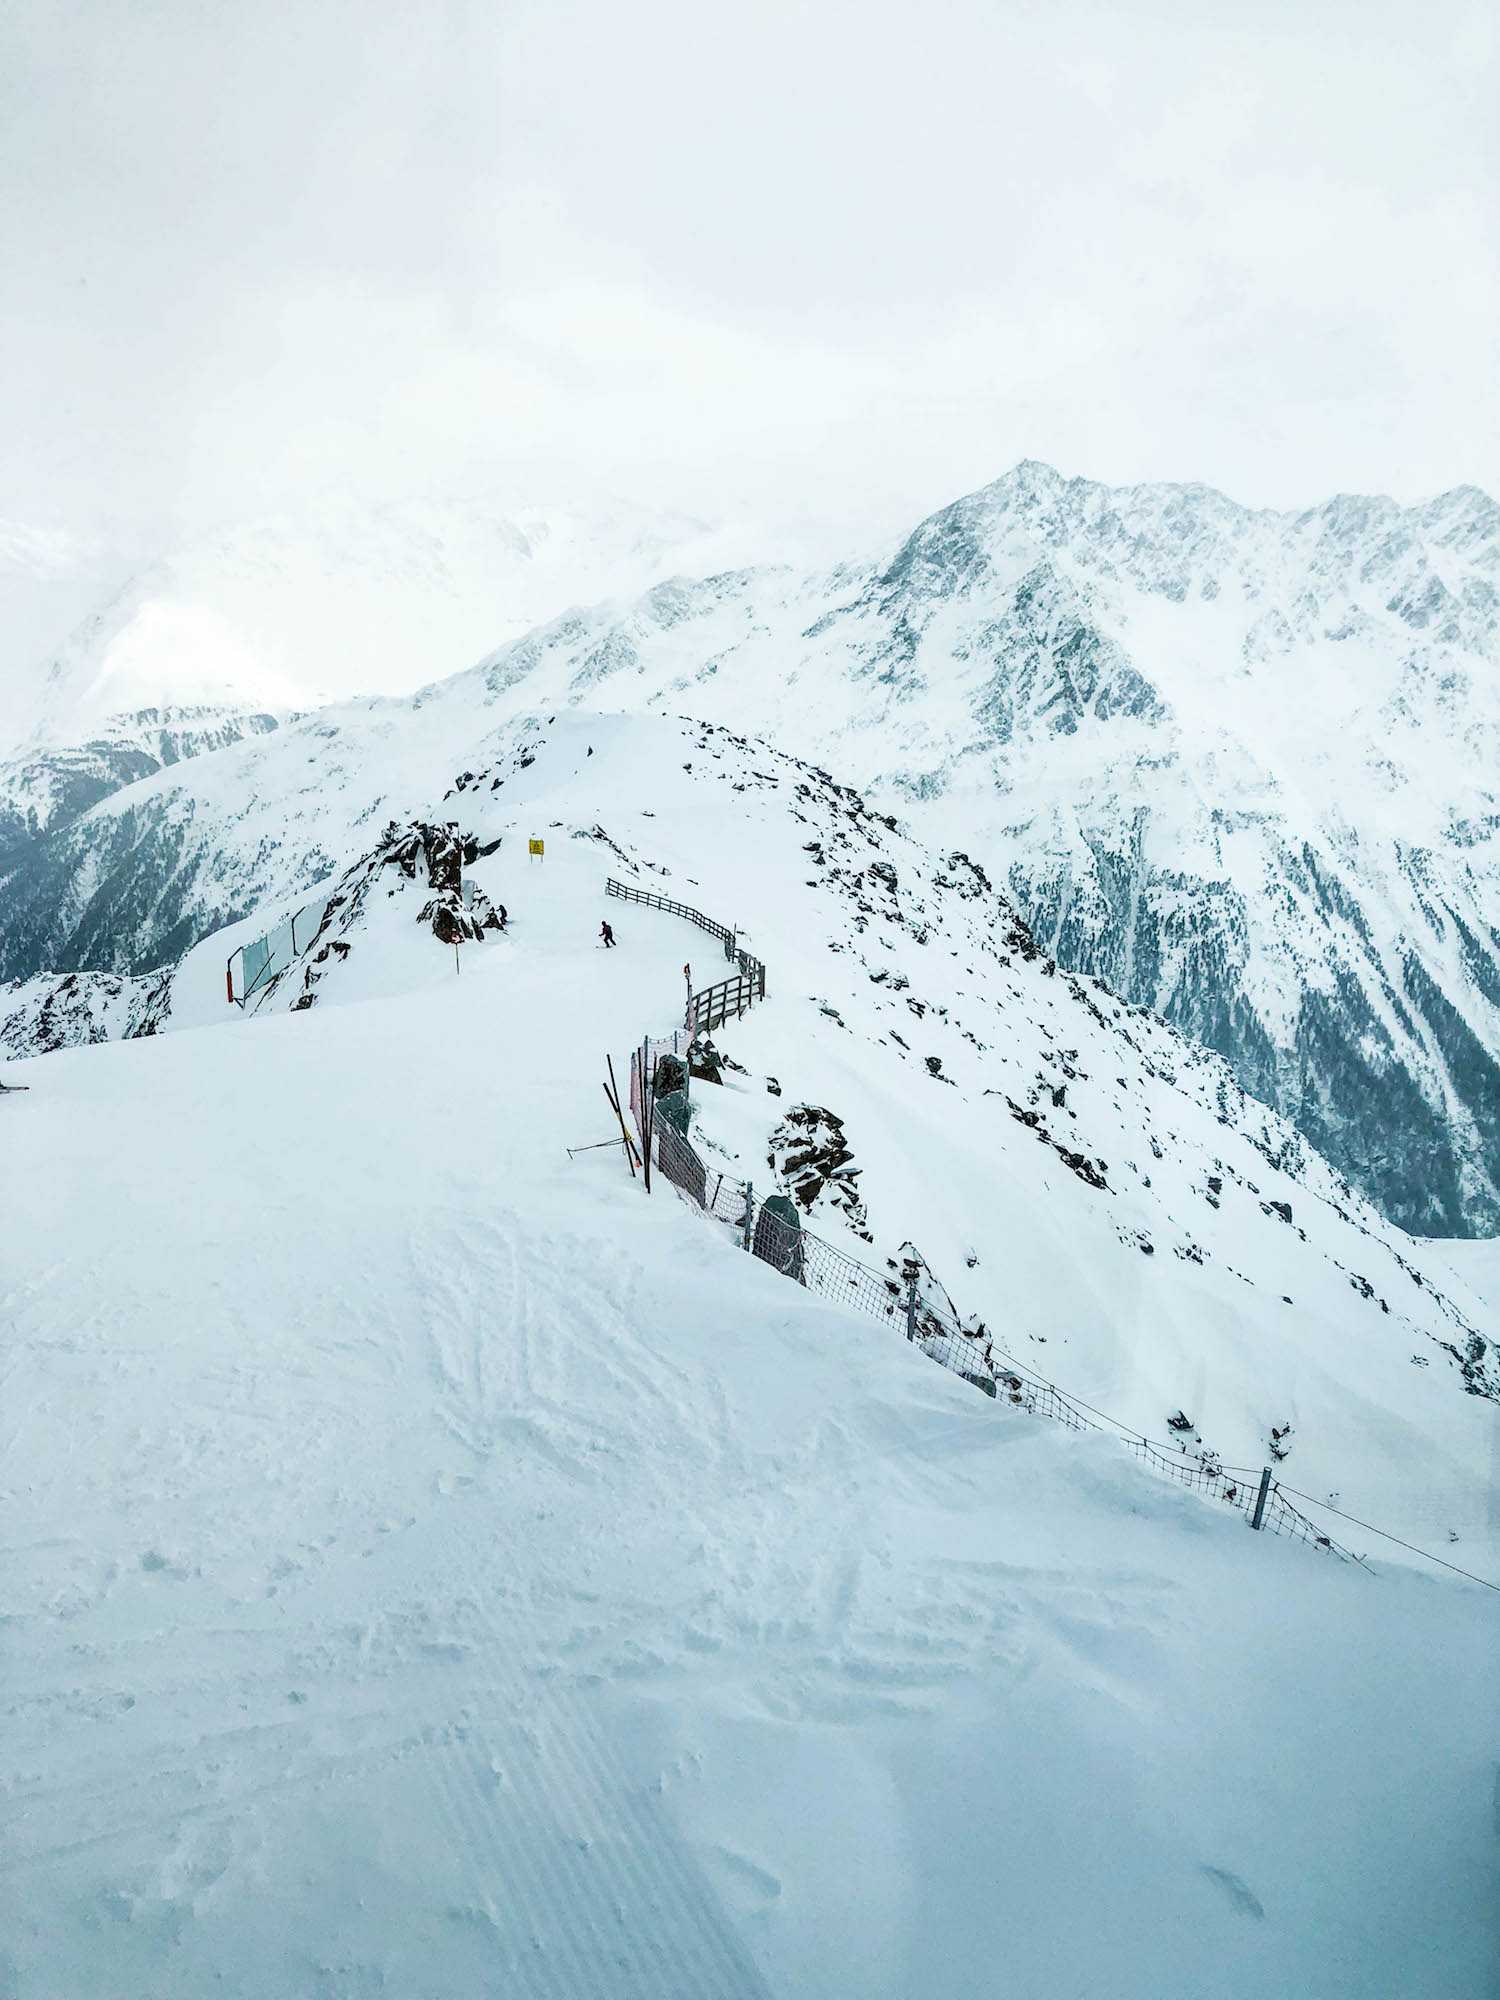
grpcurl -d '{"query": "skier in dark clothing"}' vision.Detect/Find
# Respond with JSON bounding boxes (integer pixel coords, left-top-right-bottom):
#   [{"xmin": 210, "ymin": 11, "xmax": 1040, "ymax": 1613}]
[
  {"xmin": 600, "ymin": 920, "xmax": 616, "ymax": 948},
  {"xmin": 497, "ymin": 904, "xmax": 508, "ymax": 930}
]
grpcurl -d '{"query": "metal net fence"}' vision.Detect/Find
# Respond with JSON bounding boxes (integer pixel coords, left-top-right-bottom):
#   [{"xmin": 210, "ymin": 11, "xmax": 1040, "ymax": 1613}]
[
  {"xmin": 639, "ymin": 1072, "xmax": 1358, "ymax": 1561},
  {"xmin": 616, "ymin": 874, "xmax": 1359, "ymax": 1566}
]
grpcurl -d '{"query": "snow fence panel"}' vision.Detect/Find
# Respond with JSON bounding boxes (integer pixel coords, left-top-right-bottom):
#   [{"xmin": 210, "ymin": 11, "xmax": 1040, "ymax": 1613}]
[
  {"xmin": 240, "ymin": 933, "xmax": 272, "ymax": 999},
  {"xmin": 291, "ymin": 895, "xmax": 333, "ymax": 955}
]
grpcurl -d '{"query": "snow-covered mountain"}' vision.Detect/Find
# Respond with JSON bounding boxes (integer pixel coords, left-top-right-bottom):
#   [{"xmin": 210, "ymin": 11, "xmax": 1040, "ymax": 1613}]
[
  {"xmin": 0, "ymin": 491, "xmax": 757, "ymax": 954},
  {"xmin": 5, "ymin": 463, "xmax": 1498, "ymax": 1241},
  {"xmin": 0, "ymin": 965, "xmax": 165, "ymax": 1062},
  {"xmin": 0, "ymin": 515, "xmax": 137, "ymax": 727},
  {"xmin": 4, "ymin": 709, "xmax": 1494, "ymax": 1995},
  {"xmin": 445, "ymin": 463, "xmax": 1500, "ymax": 1237},
  {"xmin": 0, "ymin": 705, "xmax": 283, "ymax": 871}
]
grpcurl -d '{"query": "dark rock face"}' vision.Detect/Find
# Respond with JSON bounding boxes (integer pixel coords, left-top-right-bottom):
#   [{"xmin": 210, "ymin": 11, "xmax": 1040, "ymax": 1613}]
[
  {"xmin": 768, "ymin": 1104, "xmax": 869, "ymax": 1237},
  {"xmin": 753, "ymin": 1193, "xmax": 804, "ymax": 1278},
  {"xmin": 419, "ymin": 885, "xmax": 502, "ymax": 945},
  {"xmin": 652, "ymin": 1053, "xmax": 689, "ymax": 1099},
  {"xmin": 0, "ymin": 968, "xmax": 161, "ymax": 1059},
  {"xmin": 391, "ymin": 820, "xmax": 502, "ymax": 947},
  {"xmin": 425, "ymin": 828, "xmax": 464, "ymax": 894},
  {"xmin": 687, "ymin": 1036, "xmax": 725, "ymax": 1084},
  {"xmin": 1012, "ymin": 827, "xmax": 1500, "ymax": 1236},
  {"xmin": 422, "ymin": 894, "xmax": 468, "ymax": 945},
  {"xmin": 655, "ymin": 1088, "xmax": 691, "ymax": 1136}
]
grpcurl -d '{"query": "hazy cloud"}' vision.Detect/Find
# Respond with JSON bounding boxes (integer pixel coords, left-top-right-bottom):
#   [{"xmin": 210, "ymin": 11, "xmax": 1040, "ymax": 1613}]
[{"xmin": 2, "ymin": 0, "xmax": 1495, "ymax": 552}]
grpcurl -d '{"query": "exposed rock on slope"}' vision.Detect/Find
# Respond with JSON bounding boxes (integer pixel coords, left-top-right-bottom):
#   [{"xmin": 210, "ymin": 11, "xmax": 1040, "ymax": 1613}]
[
  {"xmin": 769, "ymin": 1103, "xmax": 870, "ymax": 1236},
  {"xmin": 0, "ymin": 967, "xmax": 168, "ymax": 1061}
]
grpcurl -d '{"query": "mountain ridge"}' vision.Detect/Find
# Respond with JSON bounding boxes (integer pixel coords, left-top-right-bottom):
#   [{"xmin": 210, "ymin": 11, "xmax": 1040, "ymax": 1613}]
[{"xmin": 4, "ymin": 460, "xmax": 1498, "ymax": 1234}]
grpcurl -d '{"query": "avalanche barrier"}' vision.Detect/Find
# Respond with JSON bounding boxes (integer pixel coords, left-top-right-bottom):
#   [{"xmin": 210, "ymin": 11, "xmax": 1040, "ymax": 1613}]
[{"xmin": 226, "ymin": 892, "xmax": 338, "ymax": 1008}]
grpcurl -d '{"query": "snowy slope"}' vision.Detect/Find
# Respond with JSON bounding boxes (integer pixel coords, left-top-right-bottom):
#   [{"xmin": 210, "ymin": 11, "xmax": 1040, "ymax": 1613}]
[
  {"xmin": 3, "ymin": 789, "xmax": 1496, "ymax": 1998},
  {"xmin": 0, "ymin": 516, "xmax": 135, "ymax": 742},
  {"xmin": 0, "ymin": 705, "xmax": 283, "ymax": 871},
  {"xmin": 128, "ymin": 714, "xmax": 1500, "ymax": 1562},
  {"xmin": 1441, "ymin": 1237, "xmax": 1500, "ymax": 1312},
  {"xmin": 0, "ymin": 680, "xmax": 508, "ymax": 984}
]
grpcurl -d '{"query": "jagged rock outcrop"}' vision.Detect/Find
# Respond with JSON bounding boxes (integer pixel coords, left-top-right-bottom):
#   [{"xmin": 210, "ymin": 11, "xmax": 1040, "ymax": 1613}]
[
  {"xmin": 0, "ymin": 968, "xmax": 165, "ymax": 1060},
  {"xmin": 768, "ymin": 1103, "xmax": 869, "ymax": 1237}
]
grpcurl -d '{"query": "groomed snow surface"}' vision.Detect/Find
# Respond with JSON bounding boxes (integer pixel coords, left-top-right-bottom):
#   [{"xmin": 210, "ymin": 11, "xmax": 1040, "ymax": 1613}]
[{"xmin": 3, "ymin": 834, "xmax": 1497, "ymax": 1998}]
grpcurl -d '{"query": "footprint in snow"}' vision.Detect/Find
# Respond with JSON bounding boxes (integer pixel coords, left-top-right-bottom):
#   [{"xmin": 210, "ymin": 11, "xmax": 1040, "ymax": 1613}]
[
  {"xmin": 138, "ymin": 1549, "xmax": 190, "ymax": 1578},
  {"xmin": 712, "ymin": 1845, "xmax": 784, "ymax": 1905},
  {"xmin": 1200, "ymin": 1864, "xmax": 1265, "ymax": 1919}
]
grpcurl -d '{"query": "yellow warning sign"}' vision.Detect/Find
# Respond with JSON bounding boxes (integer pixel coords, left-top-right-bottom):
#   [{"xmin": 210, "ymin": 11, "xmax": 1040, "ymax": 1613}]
[{"xmin": 528, "ymin": 837, "xmax": 544, "ymax": 858}]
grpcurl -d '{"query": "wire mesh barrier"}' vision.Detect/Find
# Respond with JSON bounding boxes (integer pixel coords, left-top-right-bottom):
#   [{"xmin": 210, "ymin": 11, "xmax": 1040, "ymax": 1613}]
[
  {"xmin": 614, "ymin": 874, "xmax": 1360, "ymax": 1567},
  {"xmin": 645, "ymin": 1107, "xmax": 1357, "ymax": 1554},
  {"xmin": 1120, "ymin": 1439, "xmax": 1353, "ymax": 1552},
  {"xmin": 653, "ymin": 1117, "xmax": 710, "ymax": 1207},
  {"xmin": 226, "ymin": 892, "xmax": 336, "ymax": 1008},
  {"xmin": 628, "ymin": 1029, "xmax": 694, "ymax": 1134}
]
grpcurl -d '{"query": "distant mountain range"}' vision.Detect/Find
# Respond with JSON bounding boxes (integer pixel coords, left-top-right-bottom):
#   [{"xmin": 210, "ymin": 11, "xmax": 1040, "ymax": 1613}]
[{"xmin": 3, "ymin": 461, "xmax": 1497, "ymax": 1235}]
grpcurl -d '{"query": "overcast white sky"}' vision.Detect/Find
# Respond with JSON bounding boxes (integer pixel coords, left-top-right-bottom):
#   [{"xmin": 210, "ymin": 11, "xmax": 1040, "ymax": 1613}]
[{"xmin": 2, "ymin": 0, "xmax": 1496, "ymax": 552}]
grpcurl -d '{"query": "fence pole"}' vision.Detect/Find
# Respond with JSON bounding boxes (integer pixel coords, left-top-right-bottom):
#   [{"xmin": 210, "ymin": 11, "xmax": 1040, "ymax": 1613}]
[
  {"xmin": 640, "ymin": 1039, "xmax": 653, "ymax": 1194},
  {"xmin": 742, "ymin": 1181, "xmax": 755, "ymax": 1251},
  {"xmin": 1251, "ymin": 1465, "xmax": 1273, "ymax": 1530},
  {"xmin": 904, "ymin": 1265, "xmax": 920, "ymax": 1342}
]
